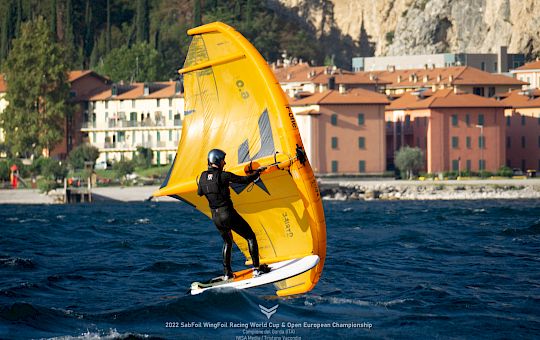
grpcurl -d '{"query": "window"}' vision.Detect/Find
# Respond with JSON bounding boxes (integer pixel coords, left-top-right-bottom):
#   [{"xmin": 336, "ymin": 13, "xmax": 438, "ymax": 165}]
[
  {"xmin": 331, "ymin": 137, "xmax": 338, "ymax": 149},
  {"xmin": 331, "ymin": 161, "xmax": 338, "ymax": 173},
  {"xmin": 359, "ymin": 160, "xmax": 366, "ymax": 173},
  {"xmin": 538, "ymin": 135, "xmax": 540, "ymax": 148},
  {"xmin": 169, "ymin": 130, "xmax": 173, "ymax": 141},
  {"xmin": 331, "ymin": 114, "xmax": 338, "ymax": 126},
  {"xmin": 507, "ymin": 136, "xmax": 511, "ymax": 148},
  {"xmin": 169, "ymin": 110, "xmax": 172, "ymax": 120},
  {"xmin": 481, "ymin": 61, "xmax": 485, "ymax": 71},
  {"xmin": 479, "ymin": 136, "xmax": 485, "ymax": 149},
  {"xmin": 157, "ymin": 99, "xmax": 161, "ymax": 107},
  {"xmin": 473, "ymin": 87, "xmax": 485, "ymax": 96},
  {"xmin": 506, "ymin": 116, "xmax": 511, "ymax": 126},
  {"xmin": 405, "ymin": 115, "xmax": 411, "ymax": 127},
  {"xmin": 466, "ymin": 114, "xmax": 470, "ymax": 126},
  {"xmin": 452, "ymin": 136, "xmax": 459, "ymax": 148},
  {"xmin": 358, "ymin": 137, "xmax": 365, "ymax": 149},
  {"xmin": 157, "ymin": 131, "xmax": 161, "ymax": 142},
  {"xmin": 488, "ymin": 87, "xmax": 495, "ymax": 97},
  {"xmin": 478, "ymin": 114, "xmax": 484, "ymax": 126},
  {"xmin": 466, "ymin": 136, "xmax": 471, "ymax": 149},
  {"xmin": 132, "ymin": 100, "xmax": 135, "ymax": 108},
  {"xmin": 169, "ymin": 98, "xmax": 173, "ymax": 107},
  {"xmin": 479, "ymin": 159, "xmax": 485, "ymax": 171},
  {"xmin": 521, "ymin": 115, "xmax": 526, "ymax": 126},
  {"xmin": 452, "ymin": 160, "xmax": 459, "ymax": 171},
  {"xmin": 105, "ymin": 101, "xmax": 108, "ymax": 109},
  {"xmin": 358, "ymin": 113, "xmax": 365, "ymax": 126},
  {"xmin": 452, "ymin": 114, "xmax": 458, "ymax": 127},
  {"xmin": 522, "ymin": 136, "xmax": 526, "ymax": 148},
  {"xmin": 494, "ymin": 62, "xmax": 498, "ymax": 71},
  {"xmin": 466, "ymin": 160, "xmax": 471, "ymax": 171}
]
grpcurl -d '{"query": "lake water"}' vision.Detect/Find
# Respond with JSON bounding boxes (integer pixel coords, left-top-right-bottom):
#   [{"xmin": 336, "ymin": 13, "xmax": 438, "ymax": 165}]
[{"xmin": 1, "ymin": 199, "xmax": 539, "ymax": 339}]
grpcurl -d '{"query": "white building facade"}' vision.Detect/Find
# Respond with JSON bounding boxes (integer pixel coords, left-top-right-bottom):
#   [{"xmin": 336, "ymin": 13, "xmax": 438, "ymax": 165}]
[{"xmin": 83, "ymin": 82, "xmax": 184, "ymax": 166}]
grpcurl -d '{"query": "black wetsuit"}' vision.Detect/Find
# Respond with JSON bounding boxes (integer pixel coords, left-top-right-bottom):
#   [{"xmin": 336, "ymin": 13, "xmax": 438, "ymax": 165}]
[{"xmin": 197, "ymin": 167, "xmax": 261, "ymax": 276}]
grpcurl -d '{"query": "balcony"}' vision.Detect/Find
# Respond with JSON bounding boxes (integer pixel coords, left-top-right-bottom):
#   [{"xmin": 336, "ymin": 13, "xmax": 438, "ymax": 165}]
[{"xmin": 82, "ymin": 119, "xmax": 182, "ymax": 130}]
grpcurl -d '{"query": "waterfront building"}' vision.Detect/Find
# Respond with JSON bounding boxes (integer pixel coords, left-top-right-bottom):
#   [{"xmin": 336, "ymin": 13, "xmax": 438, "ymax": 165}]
[
  {"xmin": 385, "ymin": 88, "xmax": 508, "ymax": 174},
  {"xmin": 290, "ymin": 87, "xmax": 389, "ymax": 175},
  {"xmin": 510, "ymin": 59, "xmax": 540, "ymax": 90},
  {"xmin": 85, "ymin": 81, "xmax": 184, "ymax": 165},
  {"xmin": 50, "ymin": 70, "xmax": 111, "ymax": 159},
  {"xmin": 353, "ymin": 47, "xmax": 525, "ymax": 73},
  {"xmin": 366, "ymin": 66, "xmax": 527, "ymax": 98},
  {"xmin": 500, "ymin": 89, "xmax": 540, "ymax": 172},
  {"xmin": 273, "ymin": 61, "xmax": 387, "ymax": 97}
]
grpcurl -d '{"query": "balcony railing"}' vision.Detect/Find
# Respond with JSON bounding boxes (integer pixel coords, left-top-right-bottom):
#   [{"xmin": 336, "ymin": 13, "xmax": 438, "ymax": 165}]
[
  {"xmin": 82, "ymin": 119, "xmax": 182, "ymax": 129},
  {"xmin": 95, "ymin": 141, "xmax": 176, "ymax": 149}
]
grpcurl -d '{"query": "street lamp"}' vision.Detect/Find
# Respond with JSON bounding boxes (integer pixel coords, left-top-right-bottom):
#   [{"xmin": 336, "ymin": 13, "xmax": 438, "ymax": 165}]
[{"xmin": 476, "ymin": 124, "xmax": 484, "ymax": 171}]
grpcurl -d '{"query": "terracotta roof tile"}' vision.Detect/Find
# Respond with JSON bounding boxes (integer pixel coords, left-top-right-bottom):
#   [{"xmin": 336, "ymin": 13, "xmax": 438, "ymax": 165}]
[
  {"xmin": 273, "ymin": 62, "xmax": 383, "ymax": 85},
  {"xmin": 500, "ymin": 89, "xmax": 540, "ymax": 108},
  {"xmin": 387, "ymin": 88, "xmax": 509, "ymax": 110},
  {"xmin": 368, "ymin": 66, "xmax": 526, "ymax": 88},
  {"xmin": 89, "ymin": 82, "xmax": 182, "ymax": 101},
  {"xmin": 291, "ymin": 88, "xmax": 389, "ymax": 105},
  {"xmin": 68, "ymin": 70, "xmax": 109, "ymax": 83},
  {"xmin": 514, "ymin": 60, "xmax": 540, "ymax": 71}
]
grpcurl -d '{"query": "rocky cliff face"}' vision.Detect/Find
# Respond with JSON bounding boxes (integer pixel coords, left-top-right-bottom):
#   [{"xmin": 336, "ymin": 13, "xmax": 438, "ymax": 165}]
[{"xmin": 278, "ymin": 0, "xmax": 540, "ymax": 58}]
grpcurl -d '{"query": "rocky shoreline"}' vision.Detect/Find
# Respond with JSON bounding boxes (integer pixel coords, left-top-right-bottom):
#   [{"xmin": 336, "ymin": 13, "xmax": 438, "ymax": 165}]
[
  {"xmin": 1, "ymin": 179, "xmax": 540, "ymax": 204},
  {"xmin": 319, "ymin": 179, "xmax": 540, "ymax": 201}
]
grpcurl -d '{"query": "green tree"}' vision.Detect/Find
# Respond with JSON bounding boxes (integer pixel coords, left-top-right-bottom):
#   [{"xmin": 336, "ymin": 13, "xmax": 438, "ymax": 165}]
[
  {"xmin": 1, "ymin": 17, "xmax": 71, "ymax": 158},
  {"xmin": 136, "ymin": 0, "xmax": 149, "ymax": 43},
  {"xmin": 394, "ymin": 146, "xmax": 425, "ymax": 180},
  {"xmin": 113, "ymin": 158, "xmax": 135, "ymax": 184},
  {"xmin": 68, "ymin": 144, "xmax": 100, "ymax": 170},
  {"xmin": 135, "ymin": 146, "xmax": 153, "ymax": 168},
  {"xmin": 95, "ymin": 42, "xmax": 159, "ymax": 82},
  {"xmin": 193, "ymin": 0, "xmax": 202, "ymax": 26}
]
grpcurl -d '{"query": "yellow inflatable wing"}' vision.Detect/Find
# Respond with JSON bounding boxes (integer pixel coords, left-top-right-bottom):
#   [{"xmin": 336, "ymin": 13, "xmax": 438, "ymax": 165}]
[{"xmin": 153, "ymin": 22, "xmax": 326, "ymax": 296}]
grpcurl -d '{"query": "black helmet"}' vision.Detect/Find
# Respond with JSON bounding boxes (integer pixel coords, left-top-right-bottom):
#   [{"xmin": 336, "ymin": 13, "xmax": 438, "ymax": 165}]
[{"xmin": 208, "ymin": 149, "xmax": 226, "ymax": 166}]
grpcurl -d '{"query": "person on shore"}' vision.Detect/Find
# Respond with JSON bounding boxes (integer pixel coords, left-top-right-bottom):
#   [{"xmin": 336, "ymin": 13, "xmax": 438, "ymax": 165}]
[{"xmin": 197, "ymin": 149, "xmax": 270, "ymax": 280}]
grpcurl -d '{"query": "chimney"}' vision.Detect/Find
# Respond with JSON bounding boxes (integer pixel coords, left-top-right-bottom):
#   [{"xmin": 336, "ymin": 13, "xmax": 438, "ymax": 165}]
[
  {"xmin": 144, "ymin": 83, "xmax": 149, "ymax": 96},
  {"xmin": 397, "ymin": 75, "xmax": 401, "ymax": 83},
  {"xmin": 424, "ymin": 64, "xmax": 429, "ymax": 70},
  {"xmin": 318, "ymin": 83, "xmax": 325, "ymax": 93},
  {"xmin": 423, "ymin": 75, "xmax": 429, "ymax": 82},
  {"xmin": 437, "ymin": 74, "xmax": 442, "ymax": 82},
  {"xmin": 432, "ymin": 84, "xmax": 437, "ymax": 92},
  {"xmin": 328, "ymin": 76, "xmax": 336, "ymax": 90},
  {"xmin": 454, "ymin": 87, "xmax": 458, "ymax": 94},
  {"xmin": 449, "ymin": 75, "xmax": 454, "ymax": 83},
  {"xmin": 338, "ymin": 83, "xmax": 346, "ymax": 94},
  {"xmin": 387, "ymin": 65, "xmax": 396, "ymax": 72},
  {"xmin": 286, "ymin": 73, "xmax": 291, "ymax": 80},
  {"xmin": 111, "ymin": 84, "xmax": 118, "ymax": 97}
]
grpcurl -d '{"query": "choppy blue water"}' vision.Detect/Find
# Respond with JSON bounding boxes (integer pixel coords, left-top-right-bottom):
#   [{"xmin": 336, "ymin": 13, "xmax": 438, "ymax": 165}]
[{"xmin": 1, "ymin": 199, "xmax": 539, "ymax": 339}]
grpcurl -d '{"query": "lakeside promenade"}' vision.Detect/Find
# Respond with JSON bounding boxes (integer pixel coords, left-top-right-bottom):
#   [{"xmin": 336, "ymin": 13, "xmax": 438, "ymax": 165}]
[{"xmin": 1, "ymin": 178, "xmax": 540, "ymax": 204}]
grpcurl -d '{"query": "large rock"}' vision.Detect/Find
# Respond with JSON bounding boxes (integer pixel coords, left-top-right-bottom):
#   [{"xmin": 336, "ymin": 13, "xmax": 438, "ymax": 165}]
[{"xmin": 278, "ymin": 0, "xmax": 540, "ymax": 58}]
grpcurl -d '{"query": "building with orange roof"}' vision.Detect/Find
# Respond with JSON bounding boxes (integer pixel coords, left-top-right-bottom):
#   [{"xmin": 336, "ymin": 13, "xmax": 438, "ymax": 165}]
[
  {"xmin": 366, "ymin": 66, "xmax": 527, "ymax": 98},
  {"xmin": 386, "ymin": 88, "xmax": 508, "ymax": 174},
  {"xmin": 290, "ymin": 87, "xmax": 389, "ymax": 174},
  {"xmin": 50, "ymin": 70, "xmax": 111, "ymax": 159},
  {"xmin": 511, "ymin": 59, "xmax": 540, "ymax": 89},
  {"xmin": 273, "ymin": 61, "xmax": 387, "ymax": 97},
  {"xmin": 85, "ymin": 81, "xmax": 184, "ymax": 165},
  {"xmin": 500, "ymin": 89, "xmax": 540, "ymax": 172}
]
